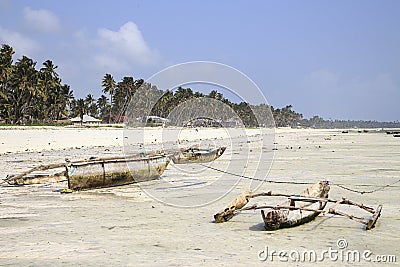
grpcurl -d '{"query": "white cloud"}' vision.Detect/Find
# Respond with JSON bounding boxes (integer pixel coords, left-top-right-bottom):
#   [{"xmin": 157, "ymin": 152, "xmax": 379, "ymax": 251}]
[
  {"xmin": 93, "ymin": 21, "xmax": 160, "ymax": 72},
  {"xmin": 0, "ymin": 27, "xmax": 38, "ymax": 57},
  {"xmin": 23, "ymin": 6, "xmax": 60, "ymax": 33}
]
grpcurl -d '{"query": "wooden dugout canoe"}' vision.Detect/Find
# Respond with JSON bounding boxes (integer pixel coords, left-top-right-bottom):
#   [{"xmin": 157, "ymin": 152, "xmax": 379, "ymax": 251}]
[
  {"xmin": 261, "ymin": 181, "xmax": 330, "ymax": 230},
  {"xmin": 66, "ymin": 154, "xmax": 170, "ymax": 190},
  {"xmin": 171, "ymin": 146, "xmax": 226, "ymax": 164},
  {"xmin": 5, "ymin": 153, "xmax": 170, "ymax": 190}
]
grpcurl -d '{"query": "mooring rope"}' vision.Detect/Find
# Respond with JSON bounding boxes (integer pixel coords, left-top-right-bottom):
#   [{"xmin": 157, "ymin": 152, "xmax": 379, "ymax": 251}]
[
  {"xmin": 331, "ymin": 179, "xmax": 400, "ymax": 194},
  {"xmin": 199, "ymin": 163, "xmax": 314, "ymax": 185},
  {"xmin": 199, "ymin": 163, "xmax": 400, "ymax": 195}
]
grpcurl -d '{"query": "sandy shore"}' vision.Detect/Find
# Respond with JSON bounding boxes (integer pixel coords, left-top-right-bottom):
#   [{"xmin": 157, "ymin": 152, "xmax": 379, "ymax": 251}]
[
  {"xmin": 0, "ymin": 126, "xmax": 265, "ymax": 154},
  {"xmin": 0, "ymin": 127, "xmax": 399, "ymax": 266}
]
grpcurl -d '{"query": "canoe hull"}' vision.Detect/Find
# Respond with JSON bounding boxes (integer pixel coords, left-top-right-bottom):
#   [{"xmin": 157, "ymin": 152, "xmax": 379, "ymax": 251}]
[
  {"xmin": 171, "ymin": 147, "xmax": 226, "ymax": 164},
  {"xmin": 67, "ymin": 156, "xmax": 170, "ymax": 190},
  {"xmin": 261, "ymin": 181, "xmax": 330, "ymax": 230}
]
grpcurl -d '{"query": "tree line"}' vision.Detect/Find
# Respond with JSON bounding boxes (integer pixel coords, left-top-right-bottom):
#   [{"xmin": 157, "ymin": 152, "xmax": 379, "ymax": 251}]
[{"xmin": 1, "ymin": 43, "xmax": 398, "ymax": 128}]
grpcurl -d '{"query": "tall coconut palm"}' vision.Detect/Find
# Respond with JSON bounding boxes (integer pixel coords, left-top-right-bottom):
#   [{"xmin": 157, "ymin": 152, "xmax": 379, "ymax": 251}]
[
  {"xmin": 61, "ymin": 84, "xmax": 74, "ymax": 118},
  {"xmin": 39, "ymin": 60, "xmax": 61, "ymax": 122},
  {"xmin": 84, "ymin": 94, "xmax": 98, "ymax": 117},
  {"xmin": 10, "ymin": 56, "xmax": 39, "ymax": 123},
  {"xmin": 102, "ymin": 73, "xmax": 116, "ymax": 123},
  {"xmin": 75, "ymin": 98, "xmax": 86, "ymax": 125},
  {"xmin": 97, "ymin": 94, "xmax": 109, "ymax": 122},
  {"xmin": 0, "ymin": 44, "xmax": 14, "ymax": 122}
]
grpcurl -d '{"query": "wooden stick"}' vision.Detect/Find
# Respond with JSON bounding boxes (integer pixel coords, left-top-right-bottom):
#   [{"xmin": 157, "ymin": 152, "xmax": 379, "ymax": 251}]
[
  {"xmin": 249, "ymin": 191, "xmax": 375, "ymax": 213},
  {"xmin": 322, "ymin": 198, "xmax": 344, "ymax": 216},
  {"xmin": 5, "ymin": 162, "xmax": 67, "ymax": 181},
  {"xmin": 240, "ymin": 204, "xmax": 325, "ymax": 213},
  {"xmin": 327, "ymin": 208, "xmax": 367, "ymax": 225}
]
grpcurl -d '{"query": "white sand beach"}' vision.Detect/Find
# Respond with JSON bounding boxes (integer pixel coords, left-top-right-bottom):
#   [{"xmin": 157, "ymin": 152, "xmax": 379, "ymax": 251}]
[{"xmin": 0, "ymin": 127, "xmax": 399, "ymax": 266}]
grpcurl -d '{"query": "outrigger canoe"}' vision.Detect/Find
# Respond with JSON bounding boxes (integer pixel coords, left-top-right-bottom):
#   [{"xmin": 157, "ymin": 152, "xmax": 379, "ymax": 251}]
[
  {"xmin": 214, "ymin": 180, "xmax": 382, "ymax": 231},
  {"xmin": 171, "ymin": 146, "xmax": 226, "ymax": 164},
  {"xmin": 5, "ymin": 153, "xmax": 170, "ymax": 191}
]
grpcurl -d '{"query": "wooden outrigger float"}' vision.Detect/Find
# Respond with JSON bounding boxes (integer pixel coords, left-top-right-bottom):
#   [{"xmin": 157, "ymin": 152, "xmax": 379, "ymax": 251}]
[
  {"xmin": 171, "ymin": 146, "xmax": 226, "ymax": 164},
  {"xmin": 214, "ymin": 181, "xmax": 382, "ymax": 231},
  {"xmin": 5, "ymin": 153, "xmax": 171, "ymax": 191}
]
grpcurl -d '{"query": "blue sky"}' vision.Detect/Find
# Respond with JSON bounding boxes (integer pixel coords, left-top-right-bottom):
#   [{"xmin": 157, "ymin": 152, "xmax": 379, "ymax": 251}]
[{"xmin": 0, "ymin": 0, "xmax": 399, "ymax": 121}]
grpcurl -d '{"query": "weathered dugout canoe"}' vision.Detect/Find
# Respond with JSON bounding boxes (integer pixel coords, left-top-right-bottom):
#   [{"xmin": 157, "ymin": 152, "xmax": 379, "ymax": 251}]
[
  {"xmin": 171, "ymin": 147, "xmax": 226, "ymax": 164},
  {"xmin": 66, "ymin": 155, "xmax": 170, "ymax": 190},
  {"xmin": 261, "ymin": 181, "xmax": 330, "ymax": 230}
]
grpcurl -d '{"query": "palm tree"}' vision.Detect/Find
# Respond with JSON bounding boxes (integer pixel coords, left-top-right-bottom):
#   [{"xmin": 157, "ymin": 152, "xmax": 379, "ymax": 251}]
[
  {"xmin": 102, "ymin": 73, "xmax": 116, "ymax": 123},
  {"xmin": 39, "ymin": 60, "xmax": 62, "ymax": 122},
  {"xmin": 0, "ymin": 44, "xmax": 14, "ymax": 123},
  {"xmin": 85, "ymin": 94, "xmax": 98, "ymax": 117},
  {"xmin": 114, "ymin": 76, "xmax": 135, "ymax": 123},
  {"xmin": 61, "ymin": 84, "xmax": 74, "ymax": 118},
  {"xmin": 75, "ymin": 98, "xmax": 86, "ymax": 125},
  {"xmin": 9, "ymin": 56, "xmax": 39, "ymax": 123},
  {"xmin": 97, "ymin": 94, "xmax": 109, "ymax": 122}
]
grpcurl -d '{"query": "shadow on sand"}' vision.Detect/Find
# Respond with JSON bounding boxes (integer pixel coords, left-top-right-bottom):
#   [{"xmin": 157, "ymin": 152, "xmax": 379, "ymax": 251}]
[{"xmin": 249, "ymin": 222, "xmax": 265, "ymax": 231}]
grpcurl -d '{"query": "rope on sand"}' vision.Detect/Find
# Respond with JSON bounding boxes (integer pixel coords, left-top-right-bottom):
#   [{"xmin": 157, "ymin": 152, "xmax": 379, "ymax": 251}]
[
  {"xmin": 331, "ymin": 179, "xmax": 400, "ymax": 194},
  {"xmin": 199, "ymin": 163, "xmax": 400, "ymax": 195}
]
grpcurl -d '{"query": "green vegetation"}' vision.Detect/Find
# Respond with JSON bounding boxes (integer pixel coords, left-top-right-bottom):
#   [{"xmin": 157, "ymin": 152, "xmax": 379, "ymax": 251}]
[{"xmin": 1, "ymin": 43, "xmax": 399, "ymax": 128}]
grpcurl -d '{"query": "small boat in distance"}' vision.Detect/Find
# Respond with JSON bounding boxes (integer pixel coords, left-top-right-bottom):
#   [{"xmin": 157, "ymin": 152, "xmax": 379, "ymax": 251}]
[
  {"xmin": 261, "ymin": 181, "xmax": 330, "ymax": 230},
  {"xmin": 170, "ymin": 146, "xmax": 226, "ymax": 164}
]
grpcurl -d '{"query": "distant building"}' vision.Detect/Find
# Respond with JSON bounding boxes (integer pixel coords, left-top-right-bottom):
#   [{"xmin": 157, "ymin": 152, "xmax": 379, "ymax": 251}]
[
  {"xmin": 223, "ymin": 117, "xmax": 243, "ymax": 128},
  {"xmin": 70, "ymin": 115, "xmax": 101, "ymax": 126},
  {"xmin": 144, "ymin": 116, "xmax": 169, "ymax": 125}
]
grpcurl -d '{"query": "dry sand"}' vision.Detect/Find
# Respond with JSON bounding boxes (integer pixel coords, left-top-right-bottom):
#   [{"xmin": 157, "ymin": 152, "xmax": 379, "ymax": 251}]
[{"xmin": 0, "ymin": 127, "xmax": 399, "ymax": 266}]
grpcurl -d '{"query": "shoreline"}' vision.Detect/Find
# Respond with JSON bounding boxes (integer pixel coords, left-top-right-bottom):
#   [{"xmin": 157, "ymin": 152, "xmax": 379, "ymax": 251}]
[{"xmin": 1, "ymin": 126, "xmax": 395, "ymax": 154}]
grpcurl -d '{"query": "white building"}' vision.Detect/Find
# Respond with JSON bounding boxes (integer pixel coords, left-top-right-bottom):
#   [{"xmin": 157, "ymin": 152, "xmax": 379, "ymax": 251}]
[{"xmin": 70, "ymin": 115, "xmax": 101, "ymax": 126}]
